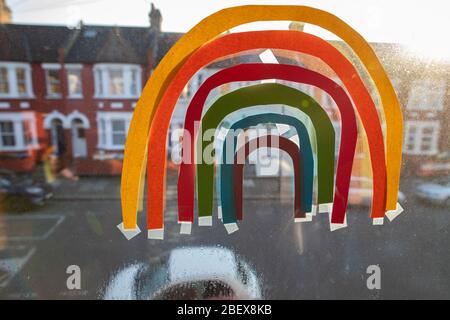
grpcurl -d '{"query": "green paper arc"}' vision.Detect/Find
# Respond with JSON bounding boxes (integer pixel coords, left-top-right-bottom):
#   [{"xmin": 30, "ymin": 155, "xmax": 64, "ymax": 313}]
[{"xmin": 197, "ymin": 83, "xmax": 335, "ymax": 219}]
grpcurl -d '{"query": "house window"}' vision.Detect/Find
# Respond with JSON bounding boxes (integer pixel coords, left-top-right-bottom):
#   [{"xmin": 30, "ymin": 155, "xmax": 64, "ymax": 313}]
[
  {"xmin": 109, "ymin": 69, "xmax": 125, "ymax": 96},
  {"xmin": 95, "ymin": 69, "xmax": 104, "ymax": 96},
  {"xmin": 407, "ymin": 78, "xmax": 446, "ymax": 110},
  {"xmin": 98, "ymin": 118, "xmax": 106, "ymax": 147},
  {"xmin": 93, "ymin": 64, "xmax": 141, "ymax": 98},
  {"xmin": 0, "ymin": 121, "xmax": 16, "ymax": 147},
  {"xmin": 111, "ymin": 119, "xmax": 126, "ymax": 146},
  {"xmin": 404, "ymin": 121, "xmax": 440, "ymax": 155},
  {"xmin": 96, "ymin": 112, "xmax": 132, "ymax": 150},
  {"xmin": 16, "ymin": 68, "xmax": 27, "ymax": 95},
  {"xmin": 130, "ymin": 69, "xmax": 139, "ymax": 96},
  {"xmin": 0, "ymin": 67, "xmax": 9, "ymax": 93},
  {"xmin": 45, "ymin": 67, "xmax": 62, "ymax": 97},
  {"xmin": 67, "ymin": 66, "xmax": 83, "ymax": 98},
  {"xmin": 0, "ymin": 113, "xmax": 38, "ymax": 151},
  {"xmin": 0, "ymin": 62, "xmax": 33, "ymax": 98}
]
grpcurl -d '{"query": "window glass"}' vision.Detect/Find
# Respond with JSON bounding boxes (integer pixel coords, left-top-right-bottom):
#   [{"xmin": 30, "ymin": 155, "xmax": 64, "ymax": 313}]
[
  {"xmin": 0, "ymin": 121, "xmax": 16, "ymax": 147},
  {"xmin": 95, "ymin": 69, "xmax": 103, "ymax": 96},
  {"xmin": 99, "ymin": 118, "xmax": 106, "ymax": 147},
  {"xmin": 22, "ymin": 120, "xmax": 32, "ymax": 146},
  {"xmin": 67, "ymin": 69, "xmax": 82, "ymax": 97},
  {"xmin": 404, "ymin": 121, "xmax": 439, "ymax": 155},
  {"xmin": 46, "ymin": 69, "xmax": 61, "ymax": 96},
  {"xmin": 108, "ymin": 69, "xmax": 124, "ymax": 96},
  {"xmin": 16, "ymin": 68, "xmax": 27, "ymax": 95},
  {"xmin": 130, "ymin": 69, "xmax": 138, "ymax": 96},
  {"xmin": 111, "ymin": 119, "xmax": 126, "ymax": 146},
  {"xmin": 0, "ymin": 67, "xmax": 9, "ymax": 93}
]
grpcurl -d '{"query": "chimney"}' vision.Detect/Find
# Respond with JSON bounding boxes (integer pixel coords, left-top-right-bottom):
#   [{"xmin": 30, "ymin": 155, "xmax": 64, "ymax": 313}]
[
  {"xmin": 149, "ymin": 3, "xmax": 162, "ymax": 32},
  {"xmin": 0, "ymin": 0, "xmax": 12, "ymax": 24},
  {"xmin": 147, "ymin": 3, "xmax": 162, "ymax": 72}
]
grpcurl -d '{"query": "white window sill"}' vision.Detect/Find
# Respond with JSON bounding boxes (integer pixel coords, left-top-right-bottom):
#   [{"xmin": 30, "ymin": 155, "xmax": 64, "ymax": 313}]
[
  {"xmin": 406, "ymin": 107, "xmax": 444, "ymax": 111},
  {"xmin": 68, "ymin": 95, "xmax": 83, "ymax": 100},
  {"xmin": 403, "ymin": 151, "xmax": 438, "ymax": 156},
  {"xmin": 94, "ymin": 150, "xmax": 124, "ymax": 160},
  {"xmin": 46, "ymin": 95, "xmax": 63, "ymax": 99},
  {"xmin": 0, "ymin": 148, "xmax": 25, "ymax": 152},
  {"xmin": 97, "ymin": 145, "xmax": 125, "ymax": 151},
  {"xmin": 0, "ymin": 145, "xmax": 38, "ymax": 152},
  {"xmin": 94, "ymin": 96, "xmax": 140, "ymax": 100},
  {"xmin": 0, "ymin": 95, "xmax": 35, "ymax": 99}
]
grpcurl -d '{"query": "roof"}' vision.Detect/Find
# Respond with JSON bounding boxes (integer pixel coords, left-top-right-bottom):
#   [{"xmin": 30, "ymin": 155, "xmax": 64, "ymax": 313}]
[
  {"xmin": 0, "ymin": 24, "xmax": 70, "ymax": 62},
  {"xmin": 0, "ymin": 23, "xmax": 183, "ymax": 65},
  {"xmin": 1, "ymin": 23, "xmax": 448, "ymax": 75},
  {"xmin": 64, "ymin": 25, "xmax": 150, "ymax": 64}
]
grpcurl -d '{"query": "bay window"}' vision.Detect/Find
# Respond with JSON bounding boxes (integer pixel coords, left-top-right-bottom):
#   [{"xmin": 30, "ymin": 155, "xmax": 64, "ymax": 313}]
[
  {"xmin": 96, "ymin": 112, "xmax": 132, "ymax": 150},
  {"xmin": 0, "ymin": 121, "xmax": 15, "ymax": 147},
  {"xmin": 0, "ymin": 112, "xmax": 38, "ymax": 151},
  {"xmin": 94, "ymin": 64, "xmax": 141, "ymax": 98}
]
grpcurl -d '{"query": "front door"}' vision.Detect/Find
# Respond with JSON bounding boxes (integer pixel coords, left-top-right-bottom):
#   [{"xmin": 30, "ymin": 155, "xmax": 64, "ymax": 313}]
[{"xmin": 71, "ymin": 120, "xmax": 87, "ymax": 158}]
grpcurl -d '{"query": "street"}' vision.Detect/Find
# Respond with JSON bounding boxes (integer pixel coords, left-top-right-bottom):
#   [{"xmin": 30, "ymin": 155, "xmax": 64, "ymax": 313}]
[{"xmin": 0, "ymin": 173, "xmax": 449, "ymax": 299}]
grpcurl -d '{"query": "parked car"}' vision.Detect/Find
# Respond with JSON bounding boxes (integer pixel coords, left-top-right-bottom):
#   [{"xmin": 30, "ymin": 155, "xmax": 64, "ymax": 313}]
[
  {"xmin": 418, "ymin": 152, "xmax": 450, "ymax": 177},
  {"xmin": 0, "ymin": 169, "xmax": 53, "ymax": 211},
  {"xmin": 347, "ymin": 176, "xmax": 405, "ymax": 206},
  {"xmin": 415, "ymin": 176, "xmax": 450, "ymax": 206},
  {"xmin": 103, "ymin": 246, "xmax": 262, "ymax": 300}
]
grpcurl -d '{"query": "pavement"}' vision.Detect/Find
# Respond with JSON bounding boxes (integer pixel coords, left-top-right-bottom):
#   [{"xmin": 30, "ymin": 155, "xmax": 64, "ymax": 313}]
[
  {"xmin": 0, "ymin": 171, "xmax": 449, "ymax": 299},
  {"xmin": 51, "ymin": 177, "xmax": 122, "ymax": 200}
]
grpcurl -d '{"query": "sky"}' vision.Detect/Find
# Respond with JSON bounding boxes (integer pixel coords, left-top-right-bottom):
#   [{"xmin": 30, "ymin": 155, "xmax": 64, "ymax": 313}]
[{"xmin": 6, "ymin": 0, "xmax": 450, "ymax": 59}]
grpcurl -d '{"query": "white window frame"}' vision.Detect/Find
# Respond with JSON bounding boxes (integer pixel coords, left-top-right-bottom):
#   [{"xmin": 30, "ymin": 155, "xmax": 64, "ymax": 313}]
[
  {"xmin": 403, "ymin": 120, "xmax": 440, "ymax": 155},
  {"xmin": 0, "ymin": 112, "xmax": 38, "ymax": 151},
  {"xmin": 66, "ymin": 64, "xmax": 83, "ymax": 99},
  {"xmin": 93, "ymin": 64, "xmax": 142, "ymax": 99},
  {"xmin": 407, "ymin": 78, "xmax": 446, "ymax": 111},
  {"xmin": 0, "ymin": 62, "xmax": 34, "ymax": 98},
  {"xmin": 43, "ymin": 63, "xmax": 62, "ymax": 99},
  {"xmin": 96, "ymin": 112, "xmax": 132, "ymax": 150}
]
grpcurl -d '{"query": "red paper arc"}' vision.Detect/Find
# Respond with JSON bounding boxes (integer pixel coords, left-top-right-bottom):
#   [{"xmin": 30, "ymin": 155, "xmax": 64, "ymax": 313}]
[{"xmin": 177, "ymin": 63, "xmax": 357, "ymax": 226}]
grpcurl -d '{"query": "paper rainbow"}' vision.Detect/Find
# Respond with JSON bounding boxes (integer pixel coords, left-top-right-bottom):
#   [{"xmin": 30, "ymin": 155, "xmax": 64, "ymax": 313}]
[{"xmin": 117, "ymin": 5, "xmax": 404, "ymax": 240}]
